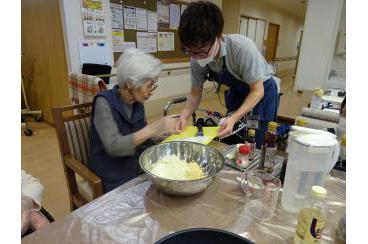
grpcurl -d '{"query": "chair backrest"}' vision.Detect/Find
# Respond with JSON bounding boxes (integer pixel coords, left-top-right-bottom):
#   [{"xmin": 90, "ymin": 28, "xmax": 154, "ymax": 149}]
[
  {"xmin": 64, "ymin": 116, "xmax": 91, "ymax": 165},
  {"xmin": 53, "ymin": 103, "xmax": 92, "ymax": 165}
]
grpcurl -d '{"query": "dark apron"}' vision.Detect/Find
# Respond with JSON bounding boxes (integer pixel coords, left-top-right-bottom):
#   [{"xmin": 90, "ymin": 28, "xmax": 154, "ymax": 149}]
[{"xmin": 205, "ymin": 57, "xmax": 279, "ymax": 148}]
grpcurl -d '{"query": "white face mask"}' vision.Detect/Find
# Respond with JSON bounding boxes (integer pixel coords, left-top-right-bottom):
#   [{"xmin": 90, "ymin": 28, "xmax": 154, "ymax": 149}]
[
  {"xmin": 197, "ymin": 55, "xmax": 214, "ymax": 67},
  {"xmin": 196, "ymin": 39, "xmax": 220, "ymax": 67}
]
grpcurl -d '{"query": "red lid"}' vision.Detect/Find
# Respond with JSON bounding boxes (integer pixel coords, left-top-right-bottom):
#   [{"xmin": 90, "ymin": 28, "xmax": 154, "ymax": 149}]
[{"xmin": 239, "ymin": 145, "xmax": 250, "ymax": 155}]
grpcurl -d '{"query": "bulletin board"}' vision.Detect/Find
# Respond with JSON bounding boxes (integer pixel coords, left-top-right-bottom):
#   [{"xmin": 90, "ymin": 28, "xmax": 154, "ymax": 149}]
[{"xmin": 110, "ymin": 0, "xmax": 189, "ymax": 63}]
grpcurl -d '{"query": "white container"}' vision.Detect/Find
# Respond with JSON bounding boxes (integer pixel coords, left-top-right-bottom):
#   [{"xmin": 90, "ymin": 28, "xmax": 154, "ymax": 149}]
[{"xmin": 281, "ymin": 134, "xmax": 339, "ymax": 213}]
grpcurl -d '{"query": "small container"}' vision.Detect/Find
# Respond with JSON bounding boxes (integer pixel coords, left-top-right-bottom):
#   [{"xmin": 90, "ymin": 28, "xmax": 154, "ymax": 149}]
[
  {"xmin": 240, "ymin": 170, "xmax": 281, "ymax": 222},
  {"xmin": 237, "ymin": 144, "xmax": 250, "ymax": 167}
]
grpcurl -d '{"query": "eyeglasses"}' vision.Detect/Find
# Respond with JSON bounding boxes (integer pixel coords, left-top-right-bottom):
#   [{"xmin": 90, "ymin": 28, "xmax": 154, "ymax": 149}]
[
  {"xmin": 181, "ymin": 39, "xmax": 216, "ymax": 57},
  {"xmin": 147, "ymin": 80, "xmax": 158, "ymax": 93}
]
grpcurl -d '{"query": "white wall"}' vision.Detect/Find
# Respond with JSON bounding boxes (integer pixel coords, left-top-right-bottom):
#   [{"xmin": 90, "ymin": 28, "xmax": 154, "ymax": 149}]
[
  {"xmin": 59, "ymin": 0, "xmax": 221, "ymax": 102},
  {"xmin": 59, "ymin": 0, "xmax": 114, "ymax": 74},
  {"xmin": 295, "ymin": 0, "xmax": 344, "ymax": 91},
  {"xmin": 240, "ymin": 0, "xmax": 305, "ymax": 71},
  {"xmin": 330, "ymin": 0, "xmax": 346, "ymax": 78}
]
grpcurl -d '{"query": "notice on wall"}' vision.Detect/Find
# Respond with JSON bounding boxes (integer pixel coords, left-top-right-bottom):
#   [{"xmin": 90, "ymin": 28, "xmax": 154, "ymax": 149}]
[
  {"xmin": 136, "ymin": 8, "xmax": 147, "ymax": 31},
  {"xmin": 80, "ymin": 0, "xmax": 106, "ymax": 37},
  {"xmin": 147, "ymin": 11, "xmax": 157, "ymax": 33},
  {"xmin": 158, "ymin": 32, "xmax": 175, "ymax": 51},
  {"xmin": 157, "ymin": 0, "xmax": 170, "ymax": 29},
  {"xmin": 181, "ymin": 4, "xmax": 187, "ymax": 15},
  {"xmin": 112, "ymin": 30, "xmax": 124, "ymax": 52},
  {"xmin": 123, "ymin": 42, "xmax": 136, "ymax": 52},
  {"xmin": 124, "ymin": 6, "xmax": 136, "ymax": 30},
  {"xmin": 169, "ymin": 3, "xmax": 180, "ymax": 29},
  {"xmin": 110, "ymin": 3, "xmax": 123, "ymax": 30},
  {"xmin": 137, "ymin": 32, "xmax": 157, "ymax": 53}
]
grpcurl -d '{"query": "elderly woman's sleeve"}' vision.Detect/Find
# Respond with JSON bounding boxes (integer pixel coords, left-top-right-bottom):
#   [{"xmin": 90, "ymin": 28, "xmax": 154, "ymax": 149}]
[
  {"xmin": 21, "ymin": 170, "xmax": 45, "ymax": 208},
  {"xmin": 93, "ymin": 97, "xmax": 136, "ymax": 157}
]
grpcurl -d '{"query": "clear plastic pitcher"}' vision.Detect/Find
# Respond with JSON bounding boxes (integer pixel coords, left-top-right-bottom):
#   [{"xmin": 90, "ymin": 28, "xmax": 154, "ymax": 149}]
[{"xmin": 281, "ymin": 134, "xmax": 339, "ymax": 213}]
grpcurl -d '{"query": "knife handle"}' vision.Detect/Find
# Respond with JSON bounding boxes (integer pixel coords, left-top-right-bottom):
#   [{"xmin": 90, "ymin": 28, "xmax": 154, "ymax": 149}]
[{"xmin": 197, "ymin": 125, "xmax": 204, "ymax": 136}]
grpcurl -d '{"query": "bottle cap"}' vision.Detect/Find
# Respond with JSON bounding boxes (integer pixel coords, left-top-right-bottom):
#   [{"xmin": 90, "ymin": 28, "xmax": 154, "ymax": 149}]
[
  {"xmin": 248, "ymin": 129, "xmax": 256, "ymax": 137},
  {"xmin": 268, "ymin": 122, "xmax": 278, "ymax": 132},
  {"xmin": 313, "ymin": 87, "xmax": 324, "ymax": 97},
  {"xmin": 239, "ymin": 145, "xmax": 250, "ymax": 155},
  {"xmin": 296, "ymin": 118, "xmax": 308, "ymax": 126},
  {"xmin": 311, "ymin": 185, "xmax": 327, "ymax": 199}
]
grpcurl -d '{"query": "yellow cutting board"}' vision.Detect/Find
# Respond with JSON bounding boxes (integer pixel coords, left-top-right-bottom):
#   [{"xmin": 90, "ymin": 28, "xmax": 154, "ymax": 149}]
[{"xmin": 162, "ymin": 126, "xmax": 220, "ymax": 145}]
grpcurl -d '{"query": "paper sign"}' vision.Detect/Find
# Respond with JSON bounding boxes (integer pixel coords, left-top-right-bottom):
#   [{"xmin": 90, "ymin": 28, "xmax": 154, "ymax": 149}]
[
  {"xmin": 124, "ymin": 6, "xmax": 136, "ymax": 30},
  {"xmin": 110, "ymin": 3, "xmax": 123, "ymax": 30},
  {"xmin": 169, "ymin": 3, "xmax": 180, "ymax": 29},
  {"xmin": 137, "ymin": 32, "xmax": 157, "ymax": 53},
  {"xmin": 136, "ymin": 8, "xmax": 147, "ymax": 31},
  {"xmin": 158, "ymin": 32, "xmax": 175, "ymax": 51},
  {"xmin": 80, "ymin": 0, "xmax": 106, "ymax": 37},
  {"xmin": 147, "ymin": 11, "xmax": 157, "ymax": 32},
  {"xmin": 157, "ymin": 0, "xmax": 169, "ymax": 28},
  {"xmin": 123, "ymin": 42, "xmax": 136, "ymax": 51},
  {"xmin": 112, "ymin": 30, "xmax": 124, "ymax": 52}
]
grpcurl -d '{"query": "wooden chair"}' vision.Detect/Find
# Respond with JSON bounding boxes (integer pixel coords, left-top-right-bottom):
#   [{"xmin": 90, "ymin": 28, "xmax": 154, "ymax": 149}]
[{"xmin": 52, "ymin": 103, "xmax": 103, "ymax": 211}]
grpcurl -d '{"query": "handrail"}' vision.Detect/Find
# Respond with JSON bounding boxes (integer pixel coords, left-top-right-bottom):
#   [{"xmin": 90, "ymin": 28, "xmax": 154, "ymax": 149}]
[
  {"xmin": 273, "ymin": 56, "xmax": 297, "ymax": 62},
  {"xmin": 95, "ymin": 66, "xmax": 190, "ymax": 78}
]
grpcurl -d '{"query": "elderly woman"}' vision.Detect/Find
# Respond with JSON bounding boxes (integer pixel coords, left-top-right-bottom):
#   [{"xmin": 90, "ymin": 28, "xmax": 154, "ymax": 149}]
[{"xmin": 88, "ymin": 49, "xmax": 178, "ymax": 193}]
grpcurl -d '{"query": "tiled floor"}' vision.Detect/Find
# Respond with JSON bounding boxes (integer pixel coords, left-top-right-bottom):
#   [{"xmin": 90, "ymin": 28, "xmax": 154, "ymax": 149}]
[{"xmin": 21, "ymin": 74, "xmax": 312, "ymax": 220}]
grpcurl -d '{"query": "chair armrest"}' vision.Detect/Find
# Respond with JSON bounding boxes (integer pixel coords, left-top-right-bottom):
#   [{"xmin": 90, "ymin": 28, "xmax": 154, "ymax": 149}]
[{"xmin": 64, "ymin": 155, "xmax": 103, "ymax": 198}]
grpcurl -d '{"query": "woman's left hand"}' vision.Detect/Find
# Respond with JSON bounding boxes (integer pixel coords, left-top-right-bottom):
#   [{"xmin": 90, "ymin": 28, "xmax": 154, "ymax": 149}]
[{"xmin": 218, "ymin": 116, "xmax": 237, "ymax": 138}]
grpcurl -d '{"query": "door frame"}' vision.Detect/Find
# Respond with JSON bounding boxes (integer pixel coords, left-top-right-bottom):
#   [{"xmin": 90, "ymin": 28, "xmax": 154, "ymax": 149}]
[{"xmin": 265, "ymin": 22, "xmax": 280, "ymax": 61}]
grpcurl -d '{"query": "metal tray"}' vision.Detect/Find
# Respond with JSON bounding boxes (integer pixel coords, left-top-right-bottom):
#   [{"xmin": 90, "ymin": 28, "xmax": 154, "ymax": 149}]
[{"xmin": 222, "ymin": 146, "xmax": 285, "ymax": 177}]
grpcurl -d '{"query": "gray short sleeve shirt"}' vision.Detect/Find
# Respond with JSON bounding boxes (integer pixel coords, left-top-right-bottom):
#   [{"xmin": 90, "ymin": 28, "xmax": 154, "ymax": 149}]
[{"xmin": 191, "ymin": 34, "xmax": 273, "ymax": 87}]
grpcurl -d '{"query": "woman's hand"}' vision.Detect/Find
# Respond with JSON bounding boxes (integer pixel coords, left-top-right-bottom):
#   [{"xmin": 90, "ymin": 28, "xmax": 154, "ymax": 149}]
[
  {"xmin": 21, "ymin": 196, "xmax": 34, "ymax": 235},
  {"xmin": 175, "ymin": 114, "xmax": 190, "ymax": 133},
  {"xmin": 218, "ymin": 116, "xmax": 237, "ymax": 138},
  {"xmin": 149, "ymin": 117, "xmax": 178, "ymax": 137}
]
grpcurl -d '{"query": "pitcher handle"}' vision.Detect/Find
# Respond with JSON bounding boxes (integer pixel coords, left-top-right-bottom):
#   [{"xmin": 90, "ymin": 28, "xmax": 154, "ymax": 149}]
[{"xmin": 330, "ymin": 142, "xmax": 340, "ymax": 171}]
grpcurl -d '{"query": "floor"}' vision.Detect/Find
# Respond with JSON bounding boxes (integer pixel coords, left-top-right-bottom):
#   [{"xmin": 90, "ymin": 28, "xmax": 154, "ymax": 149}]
[{"xmin": 21, "ymin": 74, "xmax": 312, "ymax": 220}]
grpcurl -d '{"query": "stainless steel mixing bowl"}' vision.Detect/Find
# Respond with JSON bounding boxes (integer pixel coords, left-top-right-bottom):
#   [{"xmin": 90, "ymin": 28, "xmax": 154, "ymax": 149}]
[{"xmin": 139, "ymin": 141, "xmax": 225, "ymax": 196}]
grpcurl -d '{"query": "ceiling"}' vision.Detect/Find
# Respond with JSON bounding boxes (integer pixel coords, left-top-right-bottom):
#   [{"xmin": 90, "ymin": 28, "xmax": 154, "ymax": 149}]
[{"xmin": 259, "ymin": 0, "xmax": 307, "ymax": 18}]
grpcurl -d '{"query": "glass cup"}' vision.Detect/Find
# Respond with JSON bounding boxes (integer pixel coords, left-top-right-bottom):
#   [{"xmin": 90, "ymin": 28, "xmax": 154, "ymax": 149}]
[{"xmin": 240, "ymin": 170, "xmax": 281, "ymax": 222}]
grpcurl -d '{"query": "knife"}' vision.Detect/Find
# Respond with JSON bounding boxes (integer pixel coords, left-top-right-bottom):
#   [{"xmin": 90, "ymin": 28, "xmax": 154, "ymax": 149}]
[{"xmin": 197, "ymin": 125, "xmax": 204, "ymax": 136}]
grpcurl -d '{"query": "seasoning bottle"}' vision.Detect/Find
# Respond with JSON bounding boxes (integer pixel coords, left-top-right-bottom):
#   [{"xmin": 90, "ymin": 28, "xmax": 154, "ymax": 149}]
[
  {"xmin": 237, "ymin": 144, "xmax": 250, "ymax": 168},
  {"xmin": 246, "ymin": 129, "xmax": 256, "ymax": 160},
  {"xmin": 294, "ymin": 186, "xmax": 328, "ymax": 244},
  {"xmin": 260, "ymin": 122, "xmax": 278, "ymax": 171}
]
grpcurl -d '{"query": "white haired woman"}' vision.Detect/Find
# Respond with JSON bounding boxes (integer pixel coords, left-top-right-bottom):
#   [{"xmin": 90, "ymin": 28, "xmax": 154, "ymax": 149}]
[{"xmin": 88, "ymin": 49, "xmax": 178, "ymax": 193}]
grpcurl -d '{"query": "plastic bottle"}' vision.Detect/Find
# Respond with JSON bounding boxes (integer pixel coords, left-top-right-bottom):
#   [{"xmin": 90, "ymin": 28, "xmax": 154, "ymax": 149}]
[
  {"xmin": 260, "ymin": 122, "xmax": 278, "ymax": 170},
  {"xmin": 294, "ymin": 186, "xmax": 328, "ymax": 244},
  {"xmin": 310, "ymin": 88, "xmax": 324, "ymax": 110},
  {"xmin": 246, "ymin": 129, "xmax": 256, "ymax": 160}
]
